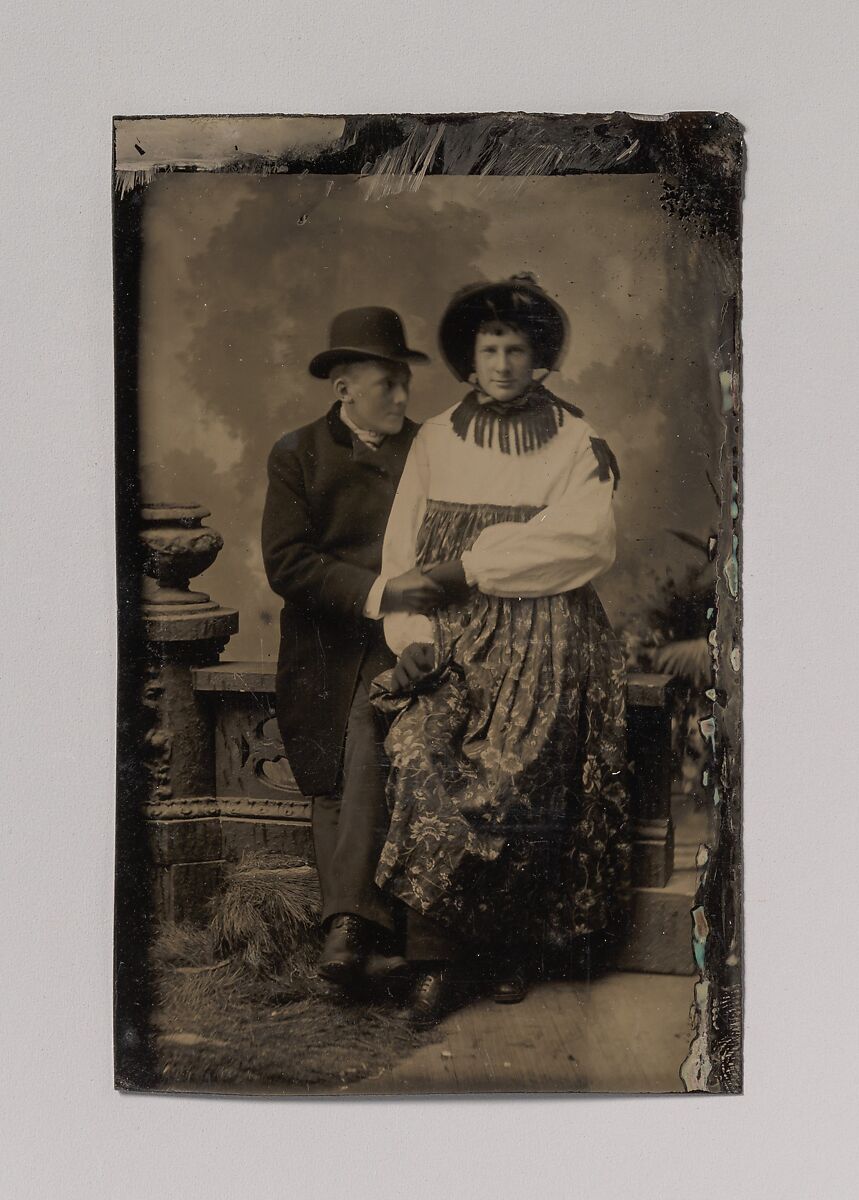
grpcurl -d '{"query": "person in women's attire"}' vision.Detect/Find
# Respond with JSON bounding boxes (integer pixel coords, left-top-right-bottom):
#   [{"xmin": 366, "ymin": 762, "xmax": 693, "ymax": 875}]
[{"xmin": 370, "ymin": 277, "xmax": 631, "ymax": 1025}]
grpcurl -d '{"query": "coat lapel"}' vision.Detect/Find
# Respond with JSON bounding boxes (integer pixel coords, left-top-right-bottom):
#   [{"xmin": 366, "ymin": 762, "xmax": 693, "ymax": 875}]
[
  {"xmin": 377, "ymin": 419, "xmax": 418, "ymax": 479},
  {"xmin": 326, "ymin": 402, "xmax": 417, "ymax": 479}
]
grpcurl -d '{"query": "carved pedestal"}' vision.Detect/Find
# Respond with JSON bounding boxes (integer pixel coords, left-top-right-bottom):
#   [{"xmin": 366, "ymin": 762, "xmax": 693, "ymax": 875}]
[{"xmin": 140, "ymin": 503, "xmax": 238, "ymax": 922}]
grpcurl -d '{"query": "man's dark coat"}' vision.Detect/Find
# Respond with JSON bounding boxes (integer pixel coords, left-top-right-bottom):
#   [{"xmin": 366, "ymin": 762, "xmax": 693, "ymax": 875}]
[{"xmin": 262, "ymin": 402, "xmax": 418, "ymax": 795}]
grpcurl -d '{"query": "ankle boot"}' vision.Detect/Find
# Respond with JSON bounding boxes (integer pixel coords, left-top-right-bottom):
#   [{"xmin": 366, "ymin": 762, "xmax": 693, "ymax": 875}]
[
  {"xmin": 408, "ymin": 964, "xmax": 464, "ymax": 1027},
  {"xmin": 317, "ymin": 914, "xmax": 369, "ymax": 984},
  {"xmin": 492, "ymin": 960, "xmax": 529, "ymax": 1005}
]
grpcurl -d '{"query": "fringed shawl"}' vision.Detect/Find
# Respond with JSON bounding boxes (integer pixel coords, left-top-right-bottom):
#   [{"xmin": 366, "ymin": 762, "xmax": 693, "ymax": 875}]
[{"xmin": 450, "ymin": 382, "xmax": 584, "ymax": 455}]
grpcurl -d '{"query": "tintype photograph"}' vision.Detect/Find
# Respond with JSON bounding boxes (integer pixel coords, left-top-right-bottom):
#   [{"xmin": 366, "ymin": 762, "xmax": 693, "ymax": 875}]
[{"xmin": 113, "ymin": 113, "xmax": 743, "ymax": 1096}]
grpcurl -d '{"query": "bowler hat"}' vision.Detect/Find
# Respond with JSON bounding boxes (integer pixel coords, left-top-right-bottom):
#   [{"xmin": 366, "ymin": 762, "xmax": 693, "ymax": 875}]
[
  {"xmin": 308, "ymin": 307, "xmax": 429, "ymax": 379},
  {"xmin": 438, "ymin": 275, "xmax": 568, "ymax": 382}
]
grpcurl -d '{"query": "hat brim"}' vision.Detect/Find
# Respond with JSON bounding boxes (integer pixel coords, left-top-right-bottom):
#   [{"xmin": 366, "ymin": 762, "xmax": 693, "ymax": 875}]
[
  {"xmin": 309, "ymin": 347, "xmax": 429, "ymax": 379},
  {"xmin": 438, "ymin": 281, "xmax": 568, "ymax": 382}
]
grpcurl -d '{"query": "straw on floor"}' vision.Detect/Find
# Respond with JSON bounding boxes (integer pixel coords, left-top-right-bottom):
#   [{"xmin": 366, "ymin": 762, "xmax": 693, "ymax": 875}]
[{"xmin": 151, "ymin": 852, "xmax": 435, "ymax": 1091}]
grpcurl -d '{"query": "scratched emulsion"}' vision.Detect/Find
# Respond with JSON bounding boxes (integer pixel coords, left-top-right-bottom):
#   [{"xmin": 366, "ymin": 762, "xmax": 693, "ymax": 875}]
[{"xmin": 114, "ymin": 113, "xmax": 743, "ymax": 1092}]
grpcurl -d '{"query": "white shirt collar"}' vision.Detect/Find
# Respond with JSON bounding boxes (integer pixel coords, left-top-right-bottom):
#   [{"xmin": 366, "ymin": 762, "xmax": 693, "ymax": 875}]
[{"xmin": 339, "ymin": 403, "xmax": 385, "ymax": 450}]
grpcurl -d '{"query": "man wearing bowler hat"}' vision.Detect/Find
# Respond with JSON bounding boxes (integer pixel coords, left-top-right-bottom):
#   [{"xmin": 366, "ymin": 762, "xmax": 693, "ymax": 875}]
[{"xmin": 262, "ymin": 307, "xmax": 442, "ymax": 990}]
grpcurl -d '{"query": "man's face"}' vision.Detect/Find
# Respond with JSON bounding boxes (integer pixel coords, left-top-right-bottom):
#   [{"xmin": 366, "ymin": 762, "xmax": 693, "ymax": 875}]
[
  {"xmin": 473, "ymin": 324, "xmax": 534, "ymax": 403},
  {"xmin": 334, "ymin": 359, "xmax": 412, "ymax": 435}
]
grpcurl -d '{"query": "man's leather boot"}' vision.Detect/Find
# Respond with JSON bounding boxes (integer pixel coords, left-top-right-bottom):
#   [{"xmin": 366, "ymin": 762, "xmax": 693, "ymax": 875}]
[{"xmin": 317, "ymin": 914, "xmax": 369, "ymax": 984}]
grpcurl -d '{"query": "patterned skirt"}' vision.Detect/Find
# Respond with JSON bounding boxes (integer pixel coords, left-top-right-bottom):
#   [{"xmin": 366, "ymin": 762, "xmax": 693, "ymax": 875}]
[{"xmin": 371, "ymin": 500, "xmax": 631, "ymax": 957}]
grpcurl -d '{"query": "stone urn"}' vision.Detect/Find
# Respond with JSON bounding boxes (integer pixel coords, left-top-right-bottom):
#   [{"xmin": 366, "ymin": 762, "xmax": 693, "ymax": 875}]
[
  {"xmin": 139, "ymin": 500, "xmax": 238, "ymax": 647},
  {"xmin": 140, "ymin": 502, "xmax": 224, "ymax": 611}
]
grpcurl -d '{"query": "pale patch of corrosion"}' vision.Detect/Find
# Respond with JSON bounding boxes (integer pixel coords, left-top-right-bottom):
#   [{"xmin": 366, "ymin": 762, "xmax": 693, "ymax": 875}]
[
  {"xmin": 680, "ymin": 979, "xmax": 714, "ymax": 1091},
  {"xmin": 114, "ymin": 112, "xmax": 648, "ymax": 197},
  {"xmin": 114, "ymin": 115, "xmax": 346, "ymax": 193}
]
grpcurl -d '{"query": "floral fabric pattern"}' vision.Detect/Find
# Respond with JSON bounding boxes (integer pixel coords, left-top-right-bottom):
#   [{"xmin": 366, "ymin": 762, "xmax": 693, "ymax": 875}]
[{"xmin": 371, "ymin": 499, "xmax": 631, "ymax": 958}]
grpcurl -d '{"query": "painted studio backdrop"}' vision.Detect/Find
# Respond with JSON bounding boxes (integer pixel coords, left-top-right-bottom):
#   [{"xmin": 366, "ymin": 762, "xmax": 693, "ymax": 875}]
[{"xmin": 137, "ymin": 171, "xmax": 726, "ymax": 664}]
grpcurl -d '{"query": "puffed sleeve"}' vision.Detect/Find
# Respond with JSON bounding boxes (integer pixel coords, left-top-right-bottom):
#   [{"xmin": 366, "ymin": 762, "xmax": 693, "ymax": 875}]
[
  {"xmin": 460, "ymin": 425, "xmax": 618, "ymax": 597},
  {"xmin": 380, "ymin": 432, "xmax": 436, "ymax": 655}
]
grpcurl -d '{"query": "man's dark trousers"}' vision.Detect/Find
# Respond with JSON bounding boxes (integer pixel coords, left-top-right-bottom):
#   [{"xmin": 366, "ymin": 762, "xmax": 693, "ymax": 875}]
[
  {"xmin": 311, "ymin": 654, "xmax": 394, "ymax": 934},
  {"xmin": 312, "ymin": 658, "xmax": 460, "ymax": 955}
]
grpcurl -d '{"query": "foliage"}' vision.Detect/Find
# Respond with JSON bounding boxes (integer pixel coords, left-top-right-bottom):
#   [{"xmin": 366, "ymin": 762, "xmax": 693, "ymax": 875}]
[
  {"xmin": 620, "ymin": 544, "xmax": 716, "ymax": 803},
  {"xmin": 210, "ymin": 852, "xmax": 320, "ymax": 979}
]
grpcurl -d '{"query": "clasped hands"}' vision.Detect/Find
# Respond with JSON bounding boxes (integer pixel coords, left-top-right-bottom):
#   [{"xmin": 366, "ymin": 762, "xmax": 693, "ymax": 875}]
[{"xmin": 380, "ymin": 559, "xmax": 469, "ymax": 616}]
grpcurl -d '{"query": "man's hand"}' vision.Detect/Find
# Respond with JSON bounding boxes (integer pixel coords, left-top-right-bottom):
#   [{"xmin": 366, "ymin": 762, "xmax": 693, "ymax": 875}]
[
  {"xmin": 423, "ymin": 559, "xmax": 470, "ymax": 604},
  {"xmin": 381, "ymin": 567, "xmax": 444, "ymax": 615},
  {"xmin": 391, "ymin": 642, "xmax": 436, "ymax": 693}
]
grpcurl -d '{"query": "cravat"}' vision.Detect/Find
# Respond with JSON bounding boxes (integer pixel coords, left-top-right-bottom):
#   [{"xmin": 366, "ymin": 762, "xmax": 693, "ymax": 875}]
[{"xmin": 340, "ymin": 404, "xmax": 385, "ymax": 450}]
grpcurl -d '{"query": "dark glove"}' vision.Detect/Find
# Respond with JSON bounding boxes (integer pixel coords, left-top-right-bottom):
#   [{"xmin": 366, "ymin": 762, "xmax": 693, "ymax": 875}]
[{"xmin": 391, "ymin": 642, "xmax": 436, "ymax": 693}]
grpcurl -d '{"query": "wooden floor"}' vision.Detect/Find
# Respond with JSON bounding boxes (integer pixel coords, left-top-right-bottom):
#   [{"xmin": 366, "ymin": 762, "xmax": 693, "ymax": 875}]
[{"xmin": 342, "ymin": 972, "xmax": 694, "ymax": 1096}]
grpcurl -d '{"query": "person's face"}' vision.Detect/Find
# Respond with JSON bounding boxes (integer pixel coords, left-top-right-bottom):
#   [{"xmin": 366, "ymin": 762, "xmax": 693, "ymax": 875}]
[
  {"xmin": 473, "ymin": 324, "xmax": 535, "ymax": 402},
  {"xmin": 333, "ymin": 359, "xmax": 412, "ymax": 434}
]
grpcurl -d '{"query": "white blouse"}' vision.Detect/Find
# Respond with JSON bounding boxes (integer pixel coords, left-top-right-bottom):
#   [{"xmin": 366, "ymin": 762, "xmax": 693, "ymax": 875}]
[{"xmin": 380, "ymin": 402, "xmax": 618, "ymax": 656}]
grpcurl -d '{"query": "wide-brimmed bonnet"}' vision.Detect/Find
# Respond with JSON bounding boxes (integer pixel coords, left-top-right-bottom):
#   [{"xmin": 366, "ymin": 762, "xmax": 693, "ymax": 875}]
[{"xmin": 438, "ymin": 275, "xmax": 568, "ymax": 381}]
